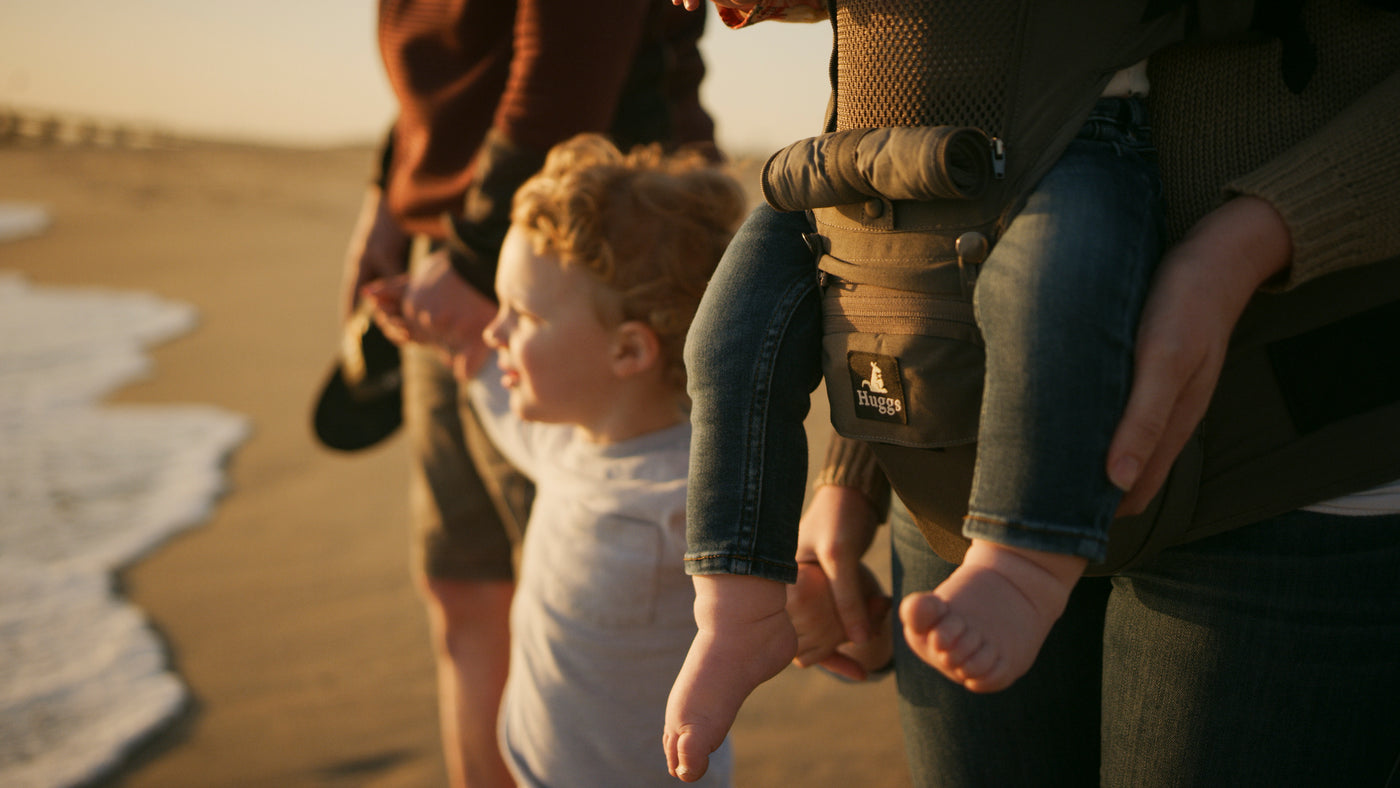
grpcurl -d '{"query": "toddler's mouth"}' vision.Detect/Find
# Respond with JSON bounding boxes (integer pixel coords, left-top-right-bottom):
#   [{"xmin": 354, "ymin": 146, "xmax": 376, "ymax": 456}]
[{"xmin": 497, "ymin": 358, "xmax": 520, "ymax": 389}]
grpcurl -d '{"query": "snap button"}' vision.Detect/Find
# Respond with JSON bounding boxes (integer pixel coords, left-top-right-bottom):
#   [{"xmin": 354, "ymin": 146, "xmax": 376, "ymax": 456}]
[
  {"xmin": 863, "ymin": 199, "xmax": 884, "ymax": 220},
  {"xmin": 956, "ymin": 231, "xmax": 990, "ymax": 265}
]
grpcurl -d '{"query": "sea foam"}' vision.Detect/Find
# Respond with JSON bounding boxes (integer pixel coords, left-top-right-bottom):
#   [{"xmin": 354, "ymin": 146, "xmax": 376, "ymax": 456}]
[{"xmin": 0, "ymin": 205, "xmax": 250, "ymax": 788}]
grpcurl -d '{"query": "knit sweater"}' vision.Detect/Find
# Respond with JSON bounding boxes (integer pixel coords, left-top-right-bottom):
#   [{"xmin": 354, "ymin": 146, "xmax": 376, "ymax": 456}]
[{"xmin": 377, "ymin": 0, "xmax": 714, "ymax": 240}]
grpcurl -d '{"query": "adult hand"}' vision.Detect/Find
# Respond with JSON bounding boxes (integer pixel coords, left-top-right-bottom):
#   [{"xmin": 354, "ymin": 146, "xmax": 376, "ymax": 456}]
[
  {"xmin": 361, "ymin": 272, "xmax": 412, "ymax": 345},
  {"xmin": 401, "ymin": 250, "xmax": 499, "ymax": 380},
  {"xmin": 786, "ymin": 484, "xmax": 885, "ymax": 675},
  {"xmin": 1108, "ymin": 196, "xmax": 1292, "ymax": 514},
  {"xmin": 673, "ymin": 0, "xmax": 756, "ymax": 11},
  {"xmin": 788, "ymin": 562, "xmax": 892, "ymax": 680},
  {"xmin": 340, "ymin": 186, "xmax": 411, "ymax": 323}
]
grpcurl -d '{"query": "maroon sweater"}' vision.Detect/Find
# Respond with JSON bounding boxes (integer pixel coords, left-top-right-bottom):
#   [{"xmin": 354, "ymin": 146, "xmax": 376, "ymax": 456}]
[{"xmin": 378, "ymin": 0, "xmax": 715, "ymax": 240}]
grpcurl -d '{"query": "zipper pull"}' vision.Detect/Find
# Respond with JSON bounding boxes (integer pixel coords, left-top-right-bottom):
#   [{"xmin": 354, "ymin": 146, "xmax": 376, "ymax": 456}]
[{"xmin": 991, "ymin": 137, "xmax": 1006, "ymax": 179}]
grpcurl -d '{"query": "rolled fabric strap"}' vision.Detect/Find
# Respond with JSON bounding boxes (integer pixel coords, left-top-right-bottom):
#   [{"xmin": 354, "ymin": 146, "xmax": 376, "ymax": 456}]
[{"xmin": 761, "ymin": 126, "xmax": 993, "ymax": 212}]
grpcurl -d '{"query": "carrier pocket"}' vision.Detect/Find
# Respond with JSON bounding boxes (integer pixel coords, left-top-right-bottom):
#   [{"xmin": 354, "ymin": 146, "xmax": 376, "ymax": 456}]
[
  {"xmin": 820, "ymin": 270, "xmax": 1204, "ymax": 578},
  {"xmin": 822, "ymin": 276, "xmax": 984, "ymax": 448}
]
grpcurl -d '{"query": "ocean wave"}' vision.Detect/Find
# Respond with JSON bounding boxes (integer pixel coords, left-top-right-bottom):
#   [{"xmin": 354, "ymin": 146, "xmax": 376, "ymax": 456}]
[
  {"xmin": 0, "ymin": 268, "xmax": 248, "ymax": 788},
  {"xmin": 0, "ymin": 204, "xmax": 50, "ymax": 244}
]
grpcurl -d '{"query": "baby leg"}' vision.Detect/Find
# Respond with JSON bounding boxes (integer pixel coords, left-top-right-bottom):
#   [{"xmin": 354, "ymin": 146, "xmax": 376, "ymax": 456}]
[
  {"xmin": 665, "ymin": 575, "xmax": 796, "ymax": 782},
  {"xmin": 900, "ymin": 539, "xmax": 1085, "ymax": 692},
  {"xmin": 671, "ymin": 205, "xmax": 818, "ymax": 778},
  {"xmin": 683, "ymin": 204, "xmax": 823, "ymax": 581},
  {"xmin": 926, "ymin": 104, "xmax": 1163, "ymax": 692}
]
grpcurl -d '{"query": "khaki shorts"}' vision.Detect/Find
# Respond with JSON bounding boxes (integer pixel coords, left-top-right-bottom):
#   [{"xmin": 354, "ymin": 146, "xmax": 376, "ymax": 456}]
[{"xmin": 403, "ymin": 246, "xmax": 533, "ymax": 582}]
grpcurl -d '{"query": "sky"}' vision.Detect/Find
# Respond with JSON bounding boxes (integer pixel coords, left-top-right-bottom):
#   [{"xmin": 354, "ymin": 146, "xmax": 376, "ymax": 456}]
[{"xmin": 0, "ymin": 0, "xmax": 833, "ymax": 156}]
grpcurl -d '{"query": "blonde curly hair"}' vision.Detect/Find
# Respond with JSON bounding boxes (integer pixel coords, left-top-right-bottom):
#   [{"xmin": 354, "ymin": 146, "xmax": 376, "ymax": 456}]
[{"xmin": 511, "ymin": 133, "xmax": 747, "ymax": 394}]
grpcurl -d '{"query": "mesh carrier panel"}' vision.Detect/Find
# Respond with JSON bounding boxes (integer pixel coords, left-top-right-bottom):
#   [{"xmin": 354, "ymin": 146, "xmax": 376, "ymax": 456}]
[{"xmin": 834, "ymin": 0, "xmax": 1023, "ymax": 133}]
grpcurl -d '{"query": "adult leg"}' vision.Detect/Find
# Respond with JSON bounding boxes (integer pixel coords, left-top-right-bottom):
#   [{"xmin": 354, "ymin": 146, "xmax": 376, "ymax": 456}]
[
  {"xmin": 405, "ymin": 342, "xmax": 531, "ymax": 788},
  {"xmin": 1102, "ymin": 510, "xmax": 1400, "ymax": 787},
  {"xmin": 891, "ymin": 499, "xmax": 1109, "ymax": 787},
  {"xmin": 419, "ymin": 577, "xmax": 514, "ymax": 788}
]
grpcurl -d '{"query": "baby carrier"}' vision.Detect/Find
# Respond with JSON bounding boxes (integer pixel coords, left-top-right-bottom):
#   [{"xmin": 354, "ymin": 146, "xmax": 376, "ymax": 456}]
[{"xmin": 764, "ymin": 0, "xmax": 1400, "ymax": 573}]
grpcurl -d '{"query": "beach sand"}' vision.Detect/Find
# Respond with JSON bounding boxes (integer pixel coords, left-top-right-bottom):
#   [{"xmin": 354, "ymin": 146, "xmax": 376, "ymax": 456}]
[{"xmin": 0, "ymin": 141, "xmax": 910, "ymax": 787}]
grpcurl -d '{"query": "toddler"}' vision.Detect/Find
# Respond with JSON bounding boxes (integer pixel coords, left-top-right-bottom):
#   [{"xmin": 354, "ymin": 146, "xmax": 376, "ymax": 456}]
[{"xmin": 462, "ymin": 133, "xmax": 746, "ymax": 788}]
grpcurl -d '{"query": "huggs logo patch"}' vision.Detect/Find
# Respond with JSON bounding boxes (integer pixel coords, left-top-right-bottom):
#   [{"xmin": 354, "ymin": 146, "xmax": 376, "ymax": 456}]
[{"xmin": 847, "ymin": 351, "xmax": 907, "ymax": 424}]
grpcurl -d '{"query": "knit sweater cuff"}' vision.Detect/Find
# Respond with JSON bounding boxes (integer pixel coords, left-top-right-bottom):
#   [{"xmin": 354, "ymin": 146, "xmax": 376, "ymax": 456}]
[
  {"xmin": 814, "ymin": 433, "xmax": 891, "ymax": 522},
  {"xmin": 1226, "ymin": 71, "xmax": 1400, "ymax": 292},
  {"xmin": 1227, "ymin": 158, "xmax": 1369, "ymax": 292},
  {"xmin": 442, "ymin": 129, "xmax": 549, "ymax": 301}
]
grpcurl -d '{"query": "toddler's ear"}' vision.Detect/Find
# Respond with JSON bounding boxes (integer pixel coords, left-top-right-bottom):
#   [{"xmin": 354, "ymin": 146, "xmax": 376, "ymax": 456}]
[{"xmin": 610, "ymin": 320, "xmax": 662, "ymax": 378}]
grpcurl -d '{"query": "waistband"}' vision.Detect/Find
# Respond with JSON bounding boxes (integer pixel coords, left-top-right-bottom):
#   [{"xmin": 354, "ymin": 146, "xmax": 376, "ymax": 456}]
[{"xmin": 1083, "ymin": 96, "xmax": 1151, "ymax": 131}]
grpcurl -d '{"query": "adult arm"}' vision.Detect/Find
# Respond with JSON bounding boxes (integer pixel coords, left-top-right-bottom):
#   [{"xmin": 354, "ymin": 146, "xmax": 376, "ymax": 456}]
[
  {"xmin": 341, "ymin": 185, "xmax": 413, "ymax": 321},
  {"xmin": 1107, "ymin": 196, "xmax": 1292, "ymax": 513},
  {"xmin": 340, "ymin": 134, "xmax": 411, "ymax": 324},
  {"xmin": 1224, "ymin": 69, "xmax": 1400, "ymax": 290},
  {"xmin": 1109, "ymin": 67, "xmax": 1400, "ymax": 511},
  {"xmin": 785, "ymin": 435, "xmax": 892, "ymax": 678},
  {"xmin": 442, "ymin": 0, "xmax": 656, "ymax": 291},
  {"xmin": 789, "ymin": 486, "xmax": 893, "ymax": 680},
  {"xmin": 397, "ymin": 0, "xmax": 659, "ymax": 359},
  {"xmin": 674, "ymin": 0, "xmax": 826, "ymax": 28}
]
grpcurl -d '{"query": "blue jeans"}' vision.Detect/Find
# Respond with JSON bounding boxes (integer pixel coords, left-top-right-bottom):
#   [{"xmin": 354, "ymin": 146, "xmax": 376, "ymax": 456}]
[
  {"xmin": 965, "ymin": 97, "xmax": 1163, "ymax": 561},
  {"xmin": 683, "ymin": 204, "xmax": 822, "ymax": 583},
  {"xmin": 891, "ymin": 499, "xmax": 1400, "ymax": 787},
  {"xmin": 684, "ymin": 98, "xmax": 1159, "ymax": 581}
]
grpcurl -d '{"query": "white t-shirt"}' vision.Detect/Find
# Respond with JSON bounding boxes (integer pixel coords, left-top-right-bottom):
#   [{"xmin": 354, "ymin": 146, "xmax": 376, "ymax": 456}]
[{"xmin": 468, "ymin": 370, "xmax": 732, "ymax": 788}]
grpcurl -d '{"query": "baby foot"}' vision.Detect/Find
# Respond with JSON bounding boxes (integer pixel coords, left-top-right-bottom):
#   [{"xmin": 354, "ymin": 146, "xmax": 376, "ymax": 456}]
[
  {"xmin": 664, "ymin": 575, "xmax": 795, "ymax": 782},
  {"xmin": 899, "ymin": 539, "xmax": 1085, "ymax": 693}
]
